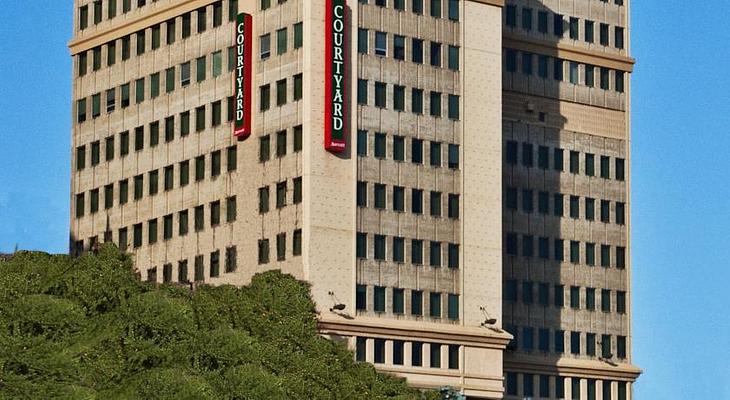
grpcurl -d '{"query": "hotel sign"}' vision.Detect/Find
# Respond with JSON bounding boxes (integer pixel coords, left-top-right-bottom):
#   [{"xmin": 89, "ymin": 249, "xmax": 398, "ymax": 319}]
[
  {"xmin": 234, "ymin": 13, "xmax": 252, "ymax": 140},
  {"xmin": 324, "ymin": 0, "xmax": 347, "ymax": 152}
]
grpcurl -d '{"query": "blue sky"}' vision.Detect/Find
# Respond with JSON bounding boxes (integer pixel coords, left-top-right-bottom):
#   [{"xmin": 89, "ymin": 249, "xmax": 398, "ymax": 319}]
[{"xmin": 0, "ymin": 1, "xmax": 727, "ymax": 398}]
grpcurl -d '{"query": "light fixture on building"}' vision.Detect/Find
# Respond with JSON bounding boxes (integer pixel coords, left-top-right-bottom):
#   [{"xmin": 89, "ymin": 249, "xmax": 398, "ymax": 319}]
[
  {"xmin": 479, "ymin": 306, "xmax": 498, "ymax": 326},
  {"xmin": 328, "ymin": 291, "xmax": 346, "ymax": 312}
]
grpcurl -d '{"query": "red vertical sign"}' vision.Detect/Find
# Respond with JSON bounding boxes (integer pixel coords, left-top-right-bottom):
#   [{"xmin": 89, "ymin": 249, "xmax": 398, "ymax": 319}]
[
  {"xmin": 233, "ymin": 13, "xmax": 252, "ymax": 140},
  {"xmin": 324, "ymin": 0, "xmax": 347, "ymax": 152}
]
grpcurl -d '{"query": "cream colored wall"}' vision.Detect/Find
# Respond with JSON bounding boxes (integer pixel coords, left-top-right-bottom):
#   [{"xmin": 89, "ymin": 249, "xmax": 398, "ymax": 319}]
[{"xmin": 300, "ymin": 0, "xmax": 358, "ymax": 313}]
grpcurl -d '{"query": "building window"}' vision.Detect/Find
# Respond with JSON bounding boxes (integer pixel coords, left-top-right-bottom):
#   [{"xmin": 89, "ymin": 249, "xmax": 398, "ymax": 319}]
[
  {"xmin": 411, "ymin": 239, "xmax": 423, "ymax": 265},
  {"xmin": 356, "ymin": 285, "xmax": 366, "ymax": 310},
  {"xmin": 373, "ymin": 286, "xmax": 386, "ymax": 313},
  {"xmin": 392, "ymin": 288, "xmax": 405, "ymax": 314},
  {"xmin": 374, "ymin": 31, "xmax": 387, "ymax": 56},
  {"xmin": 374, "ymin": 235, "xmax": 386, "ymax": 261},
  {"xmin": 276, "ymin": 181, "xmax": 287, "ymax": 208},
  {"xmin": 276, "ymin": 79, "xmax": 287, "ymax": 106},
  {"xmin": 258, "ymin": 239, "xmax": 270, "ymax": 264},
  {"xmin": 447, "ymin": 294, "xmax": 459, "ymax": 320},
  {"xmin": 276, "ymin": 233, "xmax": 286, "ymax": 261},
  {"xmin": 430, "ymin": 343, "xmax": 441, "ymax": 368}
]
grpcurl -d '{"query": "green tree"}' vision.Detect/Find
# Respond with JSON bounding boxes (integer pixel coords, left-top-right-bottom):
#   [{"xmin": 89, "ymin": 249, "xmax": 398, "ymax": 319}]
[{"xmin": 0, "ymin": 245, "xmax": 437, "ymax": 399}]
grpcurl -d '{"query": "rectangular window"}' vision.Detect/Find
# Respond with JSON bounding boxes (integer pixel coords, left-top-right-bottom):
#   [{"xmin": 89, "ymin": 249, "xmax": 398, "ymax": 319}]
[
  {"xmin": 429, "ymin": 241, "xmax": 441, "ymax": 267},
  {"xmin": 393, "ymin": 34, "xmax": 405, "ymax": 60},
  {"xmin": 91, "ymin": 93, "xmax": 101, "ymax": 118},
  {"xmin": 411, "ymin": 239, "xmax": 423, "ymax": 265},
  {"xmin": 358, "ymin": 28, "xmax": 368, "ymax": 53},
  {"xmin": 429, "ymin": 292, "xmax": 441, "ymax": 318},
  {"xmin": 151, "ymin": 24, "xmax": 160, "ymax": 49},
  {"xmin": 181, "ymin": 62, "xmax": 191, "ymax": 86},
  {"xmin": 260, "ymin": 84, "xmax": 270, "ymax": 111},
  {"xmin": 430, "ymin": 42, "xmax": 441, "ymax": 67},
  {"xmin": 195, "ymin": 106, "xmax": 205, "ymax": 131},
  {"xmin": 294, "ymin": 22, "xmax": 303, "ymax": 48},
  {"xmin": 293, "ymin": 177, "xmax": 302, "ymax": 204},
  {"xmin": 227, "ymin": 145, "xmax": 238, "ymax": 172},
  {"xmin": 195, "ymin": 156, "xmax": 205, "ymax": 181},
  {"xmin": 374, "ymin": 286, "xmax": 386, "ymax": 312},
  {"xmin": 448, "ymin": 95, "xmax": 459, "ymax": 120},
  {"xmin": 179, "ymin": 160, "xmax": 190, "ymax": 186},
  {"xmin": 356, "ymin": 285, "xmax": 366, "ymax": 310},
  {"xmin": 213, "ymin": 1, "xmax": 223, "ymax": 27},
  {"xmin": 164, "ymin": 67, "xmax": 175, "ymax": 93},
  {"xmin": 197, "ymin": 7, "xmax": 207, "ymax": 32},
  {"xmin": 411, "ymin": 290, "xmax": 423, "ymax": 316},
  {"xmin": 276, "ymin": 79, "xmax": 287, "ymax": 106},
  {"xmin": 166, "ymin": 18, "xmax": 176, "ymax": 44},
  {"xmin": 182, "ymin": 13, "xmax": 191, "ymax": 38},
  {"xmin": 277, "ymin": 233, "xmax": 286, "ymax": 261},
  {"xmin": 136, "ymin": 30, "xmax": 145, "ymax": 55},
  {"xmin": 211, "ymin": 150, "xmax": 221, "ymax": 177},
  {"xmin": 194, "ymin": 205, "xmax": 205, "ymax": 232},
  {"xmin": 293, "ymin": 73, "xmax": 303, "ymax": 100},
  {"xmin": 276, "ymin": 181, "xmax": 287, "ymax": 208},
  {"xmin": 374, "ymin": 31, "xmax": 387, "ymax": 56},
  {"xmin": 258, "ymin": 33, "xmax": 272, "ymax": 60},
  {"xmin": 293, "ymin": 229, "xmax": 302, "ymax": 256},
  {"xmin": 554, "ymin": 14, "xmax": 564, "ymax": 36},
  {"xmin": 77, "ymin": 99, "xmax": 87, "ymax": 122},
  {"xmin": 259, "ymin": 187, "xmax": 269, "ymax": 213},
  {"xmin": 194, "ymin": 256, "xmax": 204, "ymax": 282},
  {"xmin": 429, "ymin": 91, "xmax": 441, "ymax": 117},
  {"xmin": 447, "ymin": 294, "xmax": 459, "ymax": 320},
  {"xmin": 277, "ymin": 27, "xmax": 288, "ymax": 55},
  {"xmin": 196, "ymin": 56, "xmax": 206, "ymax": 82},
  {"xmin": 226, "ymin": 196, "xmax": 237, "ymax": 223},
  {"xmin": 412, "ymin": 188, "xmax": 423, "ymax": 215}
]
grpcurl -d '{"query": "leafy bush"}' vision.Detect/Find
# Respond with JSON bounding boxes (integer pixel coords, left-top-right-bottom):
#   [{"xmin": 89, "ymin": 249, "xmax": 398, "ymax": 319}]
[{"xmin": 0, "ymin": 245, "xmax": 436, "ymax": 400}]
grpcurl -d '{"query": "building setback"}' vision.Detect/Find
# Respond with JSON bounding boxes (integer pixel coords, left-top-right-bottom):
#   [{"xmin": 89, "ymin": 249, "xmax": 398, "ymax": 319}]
[{"xmin": 69, "ymin": 0, "xmax": 639, "ymax": 398}]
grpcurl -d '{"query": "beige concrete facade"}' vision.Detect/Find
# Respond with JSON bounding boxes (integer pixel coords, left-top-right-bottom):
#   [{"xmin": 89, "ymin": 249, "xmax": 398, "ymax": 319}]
[
  {"xmin": 69, "ymin": 0, "xmax": 638, "ymax": 398},
  {"xmin": 501, "ymin": 0, "xmax": 640, "ymax": 399},
  {"xmin": 70, "ymin": 0, "xmax": 509, "ymax": 398}
]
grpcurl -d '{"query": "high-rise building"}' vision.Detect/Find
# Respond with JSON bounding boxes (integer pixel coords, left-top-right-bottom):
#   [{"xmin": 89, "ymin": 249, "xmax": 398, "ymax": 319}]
[
  {"xmin": 69, "ymin": 0, "xmax": 638, "ymax": 398},
  {"xmin": 501, "ymin": 0, "xmax": 640, "ymax": 399}
]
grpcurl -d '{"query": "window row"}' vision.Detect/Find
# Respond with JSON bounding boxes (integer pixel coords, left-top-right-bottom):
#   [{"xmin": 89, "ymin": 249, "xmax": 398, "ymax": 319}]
[
  {"xmin": 504, "ymin": 234, "xmax": 627, "ymax": 269},
  {"xmin": 357, "ymin": 182, "xmax": 459, "ymax": 219},
  {"xmin": 74, "ymin": 149, "xmax": 237, "ymax": 218},
  {"xmin": 357, "ymin": 80, "xmax": 460, "ymax": 119},
  {"xmin": 358, "ymin": 29, "xmax": 459, "ymax": 70},
  {"xmin": 357, "ymin": 131, "xmax": 460, "ymax": 169},
  {"xmin": 256, "ymin": 230, "xmax": 304, "ymax": 264},
  {"xmin": 80, "ymin": 0, "xmax": 231, "ymax": 31},
  {"xmin": 505, "ymin": 49, "xmax": 627, "ymax": 93},
  {"xmin": 78, "ymin": 1, "xmax": 237, "ymax": 75},
  {"xmin": 505, "ymin": 188, "xmax": 626, "ymax": 225},
  {"xmin": 258, "ymin": 22, "xmax": 303, "ymax": 59},
  {"xmin": 505, "ymin": 372, "xmax": 628, "ymax": 400},
  {"xmin": 505, "ymin": 326, "xmax": 628, "ymax": 361},
  {"xmin": 257, "ymin": 177, "xmax": 303, "ymax": 213},
  {"xmin": 355, "ymin": 337, "xmax": 460, "ymax": 371},
  {"xmin": 355, "ymin": 284, "xmax": 459, "ymax": 320},
  {"xmin": 258, "ymin": 126, "xmax": 303, "ymax": 162},
  {"xmin": 504, "ymin": 280, "xmax": 627, "ymax": 314},
  {"xmin": 356, "ymin": 233, "xmax": 460, "ymax": 268},
  {"xmin": 359, "ymin": 0, "xmax": 461, "ymax": 21},
  {"xmin": 505, "ymin": 4, "xmax": 625, "ymax": 50},
  {"xmin": 505, "ymin": 140, "xmax": 626, "ymax": 181},
  {"xmin": 258, "ymin": 74, "xmax": 304, "ymax": 111},
  {"xmin": 77, "ymin": 48, "xmax": 233, "ymax": 121},
  {"xmin": 76, "ymin": 103, "xmax": 235, "ymax": 170},
  {"xmin": 146, "ymin": 245, "xmax": 238, "ymax": 283},
  {"xmin": 115, "ymin": 198, "xmax": 237, "ymax": 250}
]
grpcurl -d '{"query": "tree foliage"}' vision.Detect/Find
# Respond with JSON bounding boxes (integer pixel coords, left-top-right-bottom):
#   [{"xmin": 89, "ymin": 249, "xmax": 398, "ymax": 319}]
[{"xmin": 0, "ymin": 245, "xmax": 437, "ymax": 400}]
